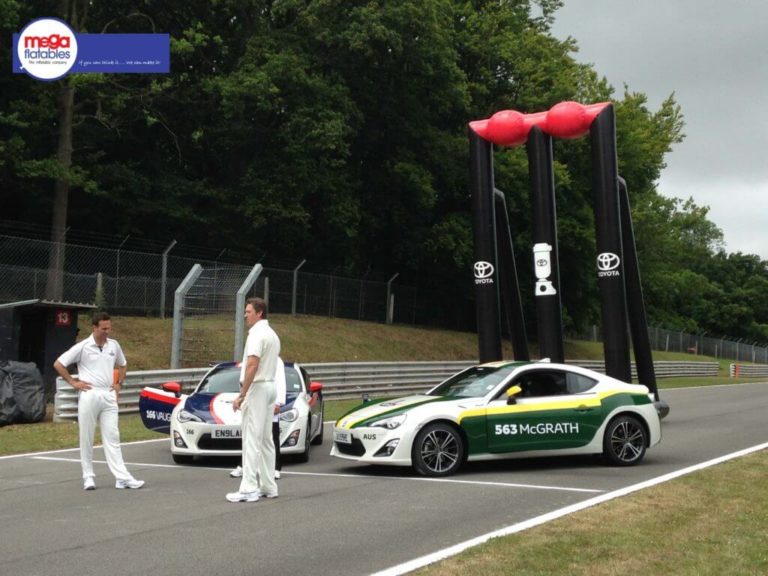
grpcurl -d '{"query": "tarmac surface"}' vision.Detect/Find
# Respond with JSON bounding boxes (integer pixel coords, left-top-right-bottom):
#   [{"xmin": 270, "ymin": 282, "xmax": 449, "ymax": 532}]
[{"xmin": 1, "ymin": 383, "xmax": 767, "ymax": 576}]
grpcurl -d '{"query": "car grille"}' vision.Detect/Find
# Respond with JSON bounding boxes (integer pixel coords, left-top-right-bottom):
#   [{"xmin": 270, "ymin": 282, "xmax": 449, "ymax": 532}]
[
  {"xmin": 197, "ymin": 434, "xmax": 242, "ymax": 451},
  {"xmin": 335, "ymin": 438, "xmax": 366, "ymax": 456}
]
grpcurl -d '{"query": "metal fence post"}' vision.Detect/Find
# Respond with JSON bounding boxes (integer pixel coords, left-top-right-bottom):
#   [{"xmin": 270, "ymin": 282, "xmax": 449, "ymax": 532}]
[
  {"xmin": 292, "ymin": 259, "xmax": 307, "ymax": 315},
  {"xmin": 170, "ymin": 264, "xmax": 202, "ymax": 369},
  {"xmin": 234, "ymin": 263, "xmax": 263, "ymax": 360},
  {"xmin": 386, "ymin": 273, "xmax": 399, "ymax": 324},
  {"xmin": 160, "ymin": 240, "xmax": 177, "ymax": 319},
  {"xmin": 115, "ymin": 234, "xmax": 130, "ymax": 307}
]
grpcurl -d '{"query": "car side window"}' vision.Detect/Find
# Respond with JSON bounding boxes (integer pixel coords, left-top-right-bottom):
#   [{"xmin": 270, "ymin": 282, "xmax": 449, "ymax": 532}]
[
  {"xmin": 516, "ymin": 371, "xmax": 567, "ymax": 397},
  {"xmin": 566, "ymin": 373, "xmax": 598, "ymax": 394}
]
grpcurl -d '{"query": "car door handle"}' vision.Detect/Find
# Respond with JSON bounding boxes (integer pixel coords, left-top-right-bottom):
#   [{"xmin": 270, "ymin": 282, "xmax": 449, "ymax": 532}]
[{"xmin": 574, "ymin": 405, "xmax": 593, "ymax": 412}]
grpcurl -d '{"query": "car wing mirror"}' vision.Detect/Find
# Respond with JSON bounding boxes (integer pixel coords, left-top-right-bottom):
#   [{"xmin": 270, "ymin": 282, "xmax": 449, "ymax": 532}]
[
  {"xmin": 162, "ymin": 381, "xmax": 182, "ymax": 398},
  {"xmin": 506, "ymin": 385, "xmax": 522, "ymax": 405},
  {"xmin": 309, "ymin": 381, "xmax": 323, "ymax": 393}
]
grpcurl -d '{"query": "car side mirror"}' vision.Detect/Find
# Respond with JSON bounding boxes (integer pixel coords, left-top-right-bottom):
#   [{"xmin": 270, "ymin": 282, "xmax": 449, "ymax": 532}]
[
  {"xmin": 162, "ymin": 381, "xmax": 182, "ymax": 398},
  {"xmin": 506, "ymin": 385, "xmax": 522, "ymax": 405},
  {"xmin": 309, "ymin": 381, "xmax": 323, "ymax": 393}
]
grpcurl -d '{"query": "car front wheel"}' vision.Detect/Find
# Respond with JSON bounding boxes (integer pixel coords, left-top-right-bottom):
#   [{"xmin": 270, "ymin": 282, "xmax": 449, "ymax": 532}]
[
  {"xmin": 311, "ymin": 406, "xmax": 324, "ymax": 445},
  {"xmin": 296, "ymin": 418, "xmax": 311, "ymax": 463},
  {"xmin": 603, "ymin": 415, "xmax": 647, "ymax": 466},
  {"xmin": 411, "ymin": 422, "xmax": 464, "ymax": 477}
]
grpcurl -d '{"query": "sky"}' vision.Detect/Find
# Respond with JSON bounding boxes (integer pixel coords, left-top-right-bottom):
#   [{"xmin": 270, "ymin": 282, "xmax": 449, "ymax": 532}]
[{"xmin": 550, "ymin": 0, "xmax": 768, "ymax": 260}]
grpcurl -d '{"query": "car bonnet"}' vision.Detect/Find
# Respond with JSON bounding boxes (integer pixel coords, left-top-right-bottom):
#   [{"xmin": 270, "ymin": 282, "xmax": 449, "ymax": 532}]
[
  {"xmin": 335, "ymin": 395, "xmax": 451, "ymax": 429},
  {"xmin": 184, "ymin": 392, "xmax": 242, "ymax": 425}
]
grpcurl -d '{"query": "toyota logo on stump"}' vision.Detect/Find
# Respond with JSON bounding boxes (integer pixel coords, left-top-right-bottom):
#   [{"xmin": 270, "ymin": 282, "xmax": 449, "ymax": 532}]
[
  {"xmin": 597, "ymin": 252, "xmax": 621, "ymax": 277},
  {"xmin": 474, "ymin": 261, "xmax": 494, "ymax": 284}
]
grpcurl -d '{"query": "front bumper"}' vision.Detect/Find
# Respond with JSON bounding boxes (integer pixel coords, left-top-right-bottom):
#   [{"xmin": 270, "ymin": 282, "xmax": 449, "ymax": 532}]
[
  {"xmin": 170, "ymin": 419, "xmax": 310, "ymax": 456},
  {"xmin": 329, "ymin": 425, "xmax": 412, "ymax": 467}
]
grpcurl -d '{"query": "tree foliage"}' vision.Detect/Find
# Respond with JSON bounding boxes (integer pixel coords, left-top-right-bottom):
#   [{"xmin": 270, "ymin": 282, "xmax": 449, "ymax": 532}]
[{"xmin": 2, "ymin": 0, "xmax": 766, "ymax": 340}]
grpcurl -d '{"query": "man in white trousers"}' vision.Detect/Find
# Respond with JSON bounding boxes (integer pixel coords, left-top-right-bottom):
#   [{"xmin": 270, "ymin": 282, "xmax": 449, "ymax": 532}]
[
  {"xmin": 53, "ymin": 312, "xmax": 144, "ymax": 491},
  {"xmin": 229, "ymin": 357, "xmax": 286, "ymax": 480},
  {"xmin": 226, "ymin": 297, "xmax": 281, "ymax": 503}
]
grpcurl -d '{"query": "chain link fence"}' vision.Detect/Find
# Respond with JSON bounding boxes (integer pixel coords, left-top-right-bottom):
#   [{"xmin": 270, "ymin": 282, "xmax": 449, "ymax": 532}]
[
  {"xmin": 571, "ymin": 325, "xmax": 768, "ymax": 364},
  {"xmin": 0, "ymin": 232, "xmax": 468, "ymax": 329},
  {"xmin": 3, "ymin": 229, "xmax": 766, "ymax": 364}
]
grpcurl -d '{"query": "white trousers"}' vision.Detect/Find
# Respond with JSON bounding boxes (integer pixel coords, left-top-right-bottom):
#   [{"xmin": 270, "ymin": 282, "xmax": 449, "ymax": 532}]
[
  {"xmin": 77, "ymin": 388, "xmax": 133, "ymax": 481},
  {"xmin": 239, "ymin": 381, "xmax": 277, "ymax": 495}
]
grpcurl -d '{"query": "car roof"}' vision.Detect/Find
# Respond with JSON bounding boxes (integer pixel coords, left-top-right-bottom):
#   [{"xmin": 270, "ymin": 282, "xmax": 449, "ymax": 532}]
[{"xmin": 210, "ymin": 359, "xmax": 299, "ymax": 370}]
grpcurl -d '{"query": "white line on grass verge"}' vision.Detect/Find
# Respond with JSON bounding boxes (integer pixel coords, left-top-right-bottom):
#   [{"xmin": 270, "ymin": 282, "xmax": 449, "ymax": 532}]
[{"xmin": 369, "ymin": 441, "xmax": 768, "ymax": 576}]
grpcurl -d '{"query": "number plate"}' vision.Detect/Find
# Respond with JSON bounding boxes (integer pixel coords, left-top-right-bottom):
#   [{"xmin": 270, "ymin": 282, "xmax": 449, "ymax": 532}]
[
  {"xmin": 334, "ymin": 429, "xmax": 352, "ymax": 444},
  {"xmin": 212, "ymin": 427, "xmax": 241, "ymax": 439}
]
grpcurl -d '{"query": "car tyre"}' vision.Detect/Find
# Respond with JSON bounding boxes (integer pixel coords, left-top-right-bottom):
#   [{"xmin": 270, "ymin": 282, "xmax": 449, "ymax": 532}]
[
  {"xmin": 296, "ymin": 417, "xmax": 311, "ymax": 463},
  {"xmin": 311, "ymin": 405, "xmax": 324, "ymax": 445},
  {"xmin": 411, "ymin": 422, "xmax": 464, "ymax": 477},
  {"xmin": 172, "ymin": 453, "xmax": 193, "ymax": 464},
  {"xmin": 603, "ymin": 415, "xmax": 647, "ymax": 466}
]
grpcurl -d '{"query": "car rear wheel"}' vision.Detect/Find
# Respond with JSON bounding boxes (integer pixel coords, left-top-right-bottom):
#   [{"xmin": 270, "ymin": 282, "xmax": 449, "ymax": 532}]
[
  {"xmin": 411, "ymin": 422, "xmax": 464, "ymax": 477},
  {"xmin": 603, "ymin": 415, "xmax": 647, "ymax": 466},
  {"xmin": 172, "ymin": 454, "xmax": 193, "ymax": 464}
]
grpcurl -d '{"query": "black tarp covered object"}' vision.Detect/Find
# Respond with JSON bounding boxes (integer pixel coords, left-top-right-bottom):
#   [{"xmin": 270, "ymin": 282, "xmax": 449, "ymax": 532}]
[{"xmin": 0, "ymin": 360, "xmax": 46, "ymax": 426}]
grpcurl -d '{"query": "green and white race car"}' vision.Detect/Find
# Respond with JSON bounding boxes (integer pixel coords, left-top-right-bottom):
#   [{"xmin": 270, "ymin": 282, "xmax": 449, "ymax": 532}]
[{"xmin": 331, "ymin": 360, "xmax": 662, "ymax": 476}]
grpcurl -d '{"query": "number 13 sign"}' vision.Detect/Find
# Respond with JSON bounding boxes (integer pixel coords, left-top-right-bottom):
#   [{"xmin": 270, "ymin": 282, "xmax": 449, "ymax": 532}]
[{"xmin": 55, "ymin": 310, "xmax": 71, "ymax": 326}]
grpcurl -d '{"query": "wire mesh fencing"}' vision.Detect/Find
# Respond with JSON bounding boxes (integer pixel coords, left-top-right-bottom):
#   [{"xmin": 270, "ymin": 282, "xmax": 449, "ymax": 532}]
[{"xmin": 3, "ymin": 230, "xmax": 765, "ymax": 364}]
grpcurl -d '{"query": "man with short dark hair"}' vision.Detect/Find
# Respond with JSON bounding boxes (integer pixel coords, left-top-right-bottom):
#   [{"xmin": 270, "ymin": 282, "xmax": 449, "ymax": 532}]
[
  {"xmin": 54, "ymin": 312, "xmax": 144, "ymax": 491},
  {"xmin": 226, "ymin": 298, "xmax": 281, "ymax": 503}
]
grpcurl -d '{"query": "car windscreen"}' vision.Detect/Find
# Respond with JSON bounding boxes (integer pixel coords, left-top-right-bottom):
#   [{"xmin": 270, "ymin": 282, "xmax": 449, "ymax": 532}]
[
  {"xmin": 285, "ymin": 366, "xmax": 304, "ymax": 393},
  {"xmin": 197, "ymin": 368, "xmax": 241, "ymax": 394},
  {"xmin": 427, "ymin": 364, "xmax": 519, "ymax": 398}
]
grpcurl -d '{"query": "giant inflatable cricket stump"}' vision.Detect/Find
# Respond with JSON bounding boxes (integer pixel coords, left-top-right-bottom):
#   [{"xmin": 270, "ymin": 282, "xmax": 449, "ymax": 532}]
[{"xmin": 468, "ymin": 101, "xmax": 667, "ymax": 415}]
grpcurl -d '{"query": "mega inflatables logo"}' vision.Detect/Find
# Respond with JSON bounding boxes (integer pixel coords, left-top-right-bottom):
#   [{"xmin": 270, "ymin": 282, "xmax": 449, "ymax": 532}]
[
  {"xmin": 13, "ymin": 19, "xmax": 170, "ymax": 79},
  {"xmin": 16, "ymin": 18, "xmax": 78, "ymax": 80}
]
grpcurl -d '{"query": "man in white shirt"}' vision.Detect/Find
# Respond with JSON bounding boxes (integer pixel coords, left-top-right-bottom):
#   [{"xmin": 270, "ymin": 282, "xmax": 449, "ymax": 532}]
[
  {"xmin": 226, "ymin": 297, "xmax": 281, "ymax": 503},
  {"xmin": 53, "ymin": 312, "xmax": 144, "ymax": 491}
]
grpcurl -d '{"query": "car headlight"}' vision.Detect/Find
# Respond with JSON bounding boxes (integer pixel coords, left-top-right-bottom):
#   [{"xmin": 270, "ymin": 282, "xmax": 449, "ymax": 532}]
[
  {"xmin": 369, "ymin": 413, "xmax": 406, "ymax": 430},
  {"xmin": 280, "ymin": 408, "xmax": 299, "ymax": 423},
  {"xmin": 177, "ymin": 409, "xmax": 203, "ymax": 423}
]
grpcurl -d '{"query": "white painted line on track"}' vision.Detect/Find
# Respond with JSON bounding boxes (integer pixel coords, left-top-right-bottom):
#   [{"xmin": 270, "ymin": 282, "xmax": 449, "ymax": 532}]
[
  {"xmin": 285, "ymin": 470, "xmax": 604, "ymax": 493},
  {"xmin": 370, "ymin": 441, "xmax": 768, "ymax": 576},
  {"xmin": 29, "ymin": 456, "xmax": 603, "ymax": 493},
  {"xmin": 31, "ymin": 455, "xmax": 224, "ymax": 471},
  {"xmin": 0, "ymin": 437, "xmax": 167, "ymax": 461}
]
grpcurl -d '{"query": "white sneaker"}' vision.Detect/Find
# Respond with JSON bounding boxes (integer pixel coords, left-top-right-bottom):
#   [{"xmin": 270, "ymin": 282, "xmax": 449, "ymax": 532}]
[
  {"xmin": 226, "ymin": 491, "xmax": 259, "ymax": 503},
  {"xmin": 83, "ymin": 478, "xmax": 96, "ymax": 490},
  {"xmin": 115, "ymin": 479, "xmax": 145, "ymax": 490},
  {"xmin": 229, "ymin": 466, "xmax": 243, "ymax": 478},
  {"xmin": 274, "ymin": 470, "xmax": 281, "ymax": 479}
]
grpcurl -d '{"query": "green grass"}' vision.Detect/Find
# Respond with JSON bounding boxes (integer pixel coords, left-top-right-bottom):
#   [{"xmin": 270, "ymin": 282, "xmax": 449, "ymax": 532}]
[{"xmin": 413, "ymin": 449, "xmax": 768, "ymax": 576}]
